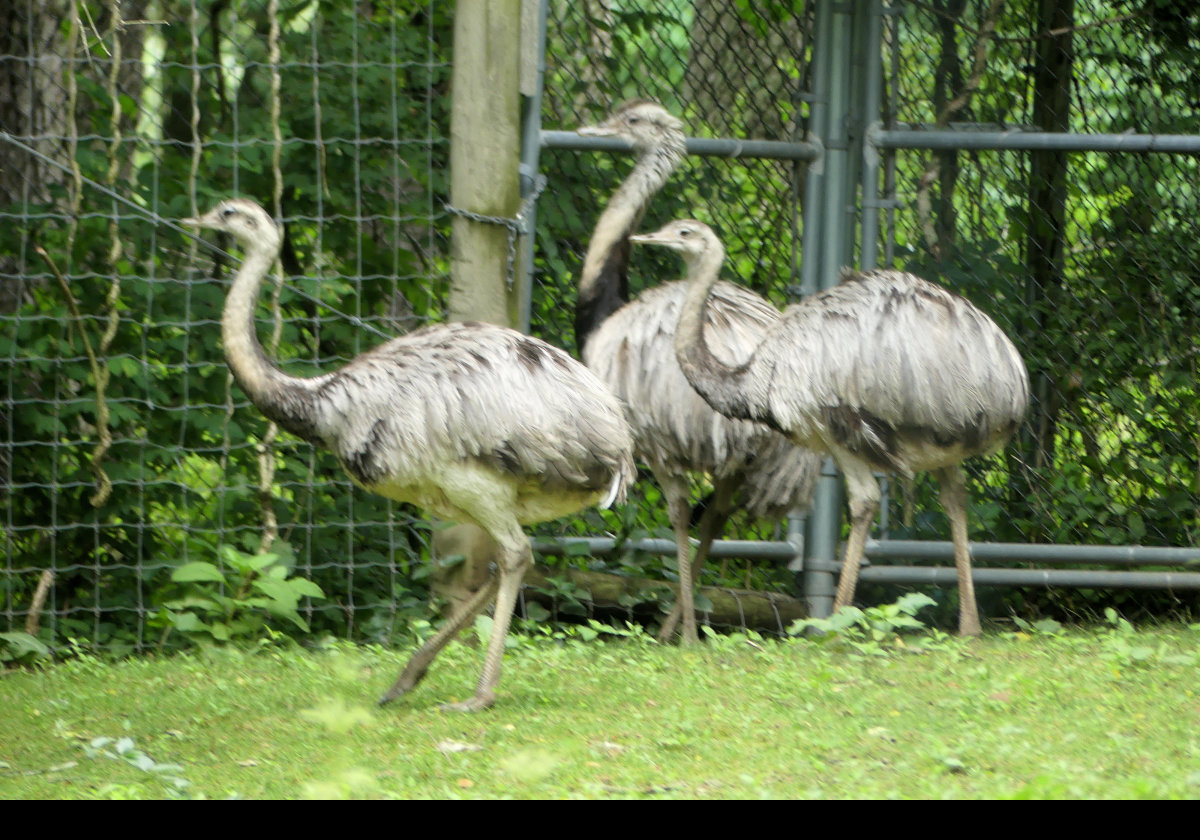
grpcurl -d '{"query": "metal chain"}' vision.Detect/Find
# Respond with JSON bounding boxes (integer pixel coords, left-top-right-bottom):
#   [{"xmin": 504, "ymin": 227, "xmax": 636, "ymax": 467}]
[{"xmin": 443, "ymin": 173, "xmax": 548, "ymax": 287}]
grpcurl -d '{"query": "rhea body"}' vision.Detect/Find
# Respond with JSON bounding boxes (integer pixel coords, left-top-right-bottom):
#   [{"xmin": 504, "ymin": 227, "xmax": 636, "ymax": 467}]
[
  {"xmin": 185, "ymin": 198, "xmax": 635, "ymax": 710},
  {"xmin": 631, "ymin": 220, "xmax": 1029, "ymax": 635},
  {"xmin": 575, "ymin": 102, "xmax": 818, "ymax": 643}
]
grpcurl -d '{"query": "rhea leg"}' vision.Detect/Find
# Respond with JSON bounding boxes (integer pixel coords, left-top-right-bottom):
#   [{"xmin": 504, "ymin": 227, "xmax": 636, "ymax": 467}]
[
  {"xmin": 833, "ymin": 459, "xmax": 881, "ymax": 611},
  {"xmin": 379, "ymin": 574, "xmax": 499, "ymax": 705},
  {"xmin": 379, "ymin": 471, "xmax": 533, "ymax": 710},
  {"xmin": 937, "ymin": 465, "xmax": 981, "ymax": 636},
  {"xmin": 648, "ymin": 475, "xmax": 697, "ymax": 645},
  {"xmin": 440, "ymin": 521, "xmax": 532, "ymax": 712},
  {"xmin": 658, "ymin": 480, "xmax": 735, "ymax": 643}
]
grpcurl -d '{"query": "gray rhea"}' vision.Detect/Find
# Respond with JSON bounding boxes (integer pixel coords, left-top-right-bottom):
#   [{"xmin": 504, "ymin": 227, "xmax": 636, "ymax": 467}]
[
  {"xmin": 575, "ymin": 101, "xmax": 818, "ymax": 644},
  {"xmin": 631, "ymin": 220, "xmax": 1030, "ymax": 636},
  {"xmin": 184, "ymin": 198, "xmax": 635, "ymax": 711}
]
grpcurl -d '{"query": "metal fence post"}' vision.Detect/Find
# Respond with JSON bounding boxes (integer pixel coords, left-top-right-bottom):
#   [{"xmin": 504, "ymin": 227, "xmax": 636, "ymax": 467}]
[
  {"xmin": 517, "ymin": 0, "xmax": 550, "ymax": 334},
  {"xmin": 799, "ymin": 0, "xmax": 862, "ymax": 618}
]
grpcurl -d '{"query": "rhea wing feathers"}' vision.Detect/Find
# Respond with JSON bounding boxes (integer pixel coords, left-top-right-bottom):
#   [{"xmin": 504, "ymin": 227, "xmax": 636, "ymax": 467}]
[
  {"xmin": 749, "ymin": 270, "xmax": 1030, "ymax": 472},
  {"xmin": 301, "ymin": 322, "xmax": 634, "ymax": 503},
  {"xmin": 585, "ymin": 280, "xmax": 816, "ymax": 517}
]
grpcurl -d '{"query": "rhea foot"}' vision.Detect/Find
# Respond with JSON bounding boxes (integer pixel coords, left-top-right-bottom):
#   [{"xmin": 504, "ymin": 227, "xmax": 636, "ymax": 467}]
[{"xmin": 439, "ymin": 690, "xmax": 496, "ymax": 713}]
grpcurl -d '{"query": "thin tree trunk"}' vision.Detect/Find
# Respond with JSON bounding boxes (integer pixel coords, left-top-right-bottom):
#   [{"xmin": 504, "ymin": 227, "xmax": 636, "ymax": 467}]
[{"xmin": 1023, "ymin": 0, "xmax": 1074, "ymax": 473}]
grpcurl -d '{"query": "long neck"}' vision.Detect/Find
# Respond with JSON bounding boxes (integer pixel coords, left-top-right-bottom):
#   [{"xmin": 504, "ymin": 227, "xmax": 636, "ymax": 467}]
[
  {"xmin": 221, "ymin": 241, "xmax": 320, "ymax": 440},
  {"xmin": 673, "ymin": 244, "xmax": 768, "ymax": 426},
  {"xmin": 575, "ymin": 139, "xmax": 684, "ymax": 350}
]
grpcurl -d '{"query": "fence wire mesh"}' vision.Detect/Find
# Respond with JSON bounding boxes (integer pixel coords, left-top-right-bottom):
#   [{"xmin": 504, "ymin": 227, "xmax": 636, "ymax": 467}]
[
  {"xmin": 878, "ymin": 0, "xmax": 1200, "ymax": 563},
  {"xmin": 2, "ymin": 0, "xmax": 1199, "ymax": 653},
  {"xmin": 2, "ymin": 0, "xmax": 452, "ymax": 650},
  {"xmin": 528, "ymin": 0, "xmax": 817, "ymax": 625}
]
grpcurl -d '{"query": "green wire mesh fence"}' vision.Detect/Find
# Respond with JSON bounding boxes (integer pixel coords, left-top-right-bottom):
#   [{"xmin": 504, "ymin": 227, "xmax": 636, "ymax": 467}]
[{"xmin": 3, "ymin": 1, "xmax": 1199, "ymax": 653}]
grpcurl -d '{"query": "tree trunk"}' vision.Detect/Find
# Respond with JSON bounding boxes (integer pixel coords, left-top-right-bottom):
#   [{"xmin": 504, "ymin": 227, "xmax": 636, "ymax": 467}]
[
  {"xmin": 931, "ymin": 0, "xmax": 967, "ymax": 257},
  {"xmin": 432, "ymin": 550, "xmax": 809, "ymax": 634},
  {"xmin": 0, "ymin": 0, "xmax": 73, "ymax": 312},
  {"xmin": 1022, "ymin": 0, "xmax": 1074, "ymax": 475}
]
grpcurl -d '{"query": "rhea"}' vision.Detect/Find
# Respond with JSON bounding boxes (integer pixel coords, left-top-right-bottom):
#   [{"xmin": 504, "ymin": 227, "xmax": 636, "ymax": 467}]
[
  {"xmin": 575, "ymin": 101, "xmax": 818, "ymax": 643},
  {"xmin": 631, "ymin": 219, "xmax": 1029, "ymax": 635},
  {"xmin": 184, "ymin": 198, "xmax": 635, "ymax": 710}
]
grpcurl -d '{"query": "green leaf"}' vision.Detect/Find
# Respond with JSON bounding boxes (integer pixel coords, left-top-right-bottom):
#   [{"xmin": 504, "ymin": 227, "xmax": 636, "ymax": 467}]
[
  {"xmin": 1032, "ymin": 618, "xmax": 1064, "ymax": 635},
  {"xmin": 287, "ymin": 578, "xmax": 325, "ymax": 599},
  {"xmin": 523, "ymin": 601, "xmax": 550, "ymax": 622},
  {"xmin": 0, "ymin": 632, "xmax": 52, "ymax": 662},
  {"xmin": 171, "ymin": 562, "xmax": 226, "ymax": 584},
  {"xmin": 895, "ymin": 593, "xmax": 937, "ymax": 615},
  {"xmin": 164, "ymin": 595, "xmax": 221, "ymax": 612},
  {"xmin": 246, "ymin": 552, "xmax": 282, "ymax": 573},
  {"xmin": 168, "ymin": 611, "xmax": 207, "ymax": 633},
  {"xmin": 474, "ymin": 614, "xmax": 494, "ymax": 646},
  {"xmin": 253, "ymin": 579, "xmax": 301, "ymax": 607},
  {"xmin": 262, "ymin": 601, "xmax": 310, "ymax": 632}
]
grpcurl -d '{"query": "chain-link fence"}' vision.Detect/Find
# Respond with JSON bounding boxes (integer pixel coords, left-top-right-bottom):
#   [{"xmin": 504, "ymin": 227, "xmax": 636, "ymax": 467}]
[
  {"xmin": 3, "ymin": 0, "xmax": 1199, "ymax": 654},
  {"xmin": 535, "ymin": 0, "xmax": 1200, "ymax": 623},
  {"xmin": 874, "ymin": 0, "xmax": 1200, "ymax": 583}
]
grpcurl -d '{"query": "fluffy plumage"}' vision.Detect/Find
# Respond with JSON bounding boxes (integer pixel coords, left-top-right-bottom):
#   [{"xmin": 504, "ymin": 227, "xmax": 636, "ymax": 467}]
[
  {"xmin": 633, "ymin": 219, "xmax": 1029, "ymax": 636},
  {"xmin": 586, "ymin": 282, "xmax": 817, "ymax": 512},
  {"xmin": 575, "ymin": 102, "xmax": 818, "ymax": 643},
  {"xmin": 185, "ymin": 198, "xmax": 634, "ymax": 710}
]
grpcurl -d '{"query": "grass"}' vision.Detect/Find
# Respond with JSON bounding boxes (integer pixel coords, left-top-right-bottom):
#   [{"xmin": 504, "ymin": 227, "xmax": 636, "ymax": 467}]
[{"xmin": 2, "ymin": 619, "xmax": 1199, "ymax": 799}]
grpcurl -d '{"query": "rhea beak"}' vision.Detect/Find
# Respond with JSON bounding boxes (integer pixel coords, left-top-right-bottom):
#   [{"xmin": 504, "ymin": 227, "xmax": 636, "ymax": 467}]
[
  {"xmin": 628, "ymin": 232, "xmax": 666, "ymax": 245},
  {"xmin": 577, "ymin": 123, "xmax": 617, "ymax": 138}
]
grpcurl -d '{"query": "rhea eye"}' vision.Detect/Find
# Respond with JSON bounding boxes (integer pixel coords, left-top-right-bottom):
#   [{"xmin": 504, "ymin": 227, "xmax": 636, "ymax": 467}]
[
  {"xmin": 220, "ymin": 207, "xmax": 237, "ymax": 219},
  {"xmin": 627, "ymin": 115, "xmax": 640, "ymax": 124}
]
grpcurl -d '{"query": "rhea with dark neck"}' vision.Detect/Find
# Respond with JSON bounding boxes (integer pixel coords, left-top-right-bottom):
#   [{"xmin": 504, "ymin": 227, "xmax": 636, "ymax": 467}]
[{"xmin": 573, "ymin": 100, "xmax": 687, "ymax": 350}]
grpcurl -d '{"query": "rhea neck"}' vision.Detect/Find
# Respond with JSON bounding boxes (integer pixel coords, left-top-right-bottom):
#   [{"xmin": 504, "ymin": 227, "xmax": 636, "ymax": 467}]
[
  {"xmin": 672, "ymin": 238, "xmax": 766, "ymax": 427},
  {"xmin": 575, "ymin": 137, "xmax": 685, "ymax": 351},
  {"xmin": 220, "ymin": 227, "xmax": 312, "ymax": 419}
]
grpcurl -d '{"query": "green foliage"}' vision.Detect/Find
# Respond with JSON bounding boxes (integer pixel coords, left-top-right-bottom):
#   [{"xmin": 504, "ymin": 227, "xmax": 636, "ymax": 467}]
[
  {"xmin": 0, "ymin": 632, "xmax": 52, "ymax": 666},
  {"xmin": 528, "ymin": 574, "xmax": 593, "ymax": 619},
  {"xmin": 1009, "ymin": 616, "xmax": 1066, "ymax": 636},
  {"xmin": 1, "ymin": 0, "xmax": 452, "ymax": 652},
  {"xmin": 788, "ymin": 593, "xmax": 943, "ymax": 655},
  {"xmin": 1097, "ymin": 608, "xmax": 1200, "ymax": 670},
  {"xmin": 887, "ymin": 1, "xmax": 1200, "ymax": 557},
  {"xmin": 151, "ymin": 544, "xmax": 325, "ymax": 645}
]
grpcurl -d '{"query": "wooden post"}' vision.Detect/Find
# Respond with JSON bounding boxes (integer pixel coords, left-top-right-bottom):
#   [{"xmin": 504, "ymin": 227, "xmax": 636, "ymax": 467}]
[
  {"xmin": 448, "ymin": 0, "xmax": 522, "ymax": 328},
  {"xmin": 441, "ymin": 2, "xmax": 524, "ymax": 618}
]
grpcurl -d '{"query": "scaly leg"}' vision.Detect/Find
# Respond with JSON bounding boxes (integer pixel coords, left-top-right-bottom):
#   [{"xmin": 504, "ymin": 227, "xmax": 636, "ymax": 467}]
[
  {"xmin": 652, "ymin": 477, "xmax": 697, "ymax": 645},
  {"xmin": 378, "ymin": 574, "xmax": 499, "ymax": 705},
  {"xmin": 833, "ymin": 459, "xmax": 881, "ymax": 611},
  {"xmin": 441, "ymin": 525, "xmax": 532, "ymax": 712},
  {"xmin": 937, "ymin": 465, "xmax": 981, "ymax": 636},
  {"xmin": 658, "ymin": 481, "xmax": 734, "ymax": 643}
]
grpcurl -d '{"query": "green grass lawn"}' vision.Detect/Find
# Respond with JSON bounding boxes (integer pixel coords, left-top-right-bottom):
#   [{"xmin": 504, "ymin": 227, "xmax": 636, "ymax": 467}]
[{"xmin": 2, "ymin": 620, "xmax": 1199, "ymax": 799}]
